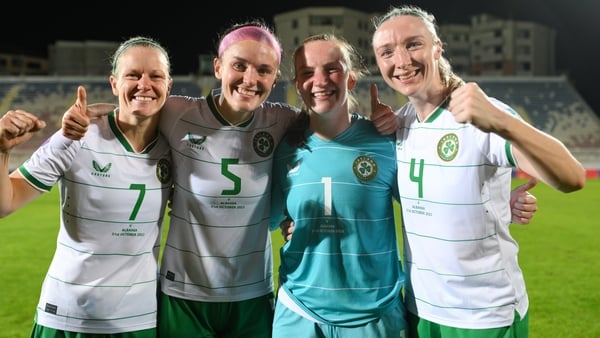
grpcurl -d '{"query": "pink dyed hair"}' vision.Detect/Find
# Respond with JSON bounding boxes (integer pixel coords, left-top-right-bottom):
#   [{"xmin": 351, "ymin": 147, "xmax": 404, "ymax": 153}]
[{"xmin": 217, "ymin": 25, "xmax": 282, "ymax": 64}]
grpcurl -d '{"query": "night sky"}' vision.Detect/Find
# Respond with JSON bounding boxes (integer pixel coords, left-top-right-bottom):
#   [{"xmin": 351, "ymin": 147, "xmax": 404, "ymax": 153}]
[{"xmin": 3, "ymin": 0, "xmax": 599, "ymax": 114}]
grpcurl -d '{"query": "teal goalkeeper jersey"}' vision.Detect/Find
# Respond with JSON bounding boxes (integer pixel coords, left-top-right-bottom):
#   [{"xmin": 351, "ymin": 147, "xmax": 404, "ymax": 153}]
[{"xmin": 270, "ymin": 115, "xmax": 404, "ymax": 326}]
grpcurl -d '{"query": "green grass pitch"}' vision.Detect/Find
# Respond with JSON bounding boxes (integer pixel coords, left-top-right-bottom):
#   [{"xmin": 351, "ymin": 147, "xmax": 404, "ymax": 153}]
[{"xmin": 1, "ymin": 179, "xmax": 598, "ymax": 337}]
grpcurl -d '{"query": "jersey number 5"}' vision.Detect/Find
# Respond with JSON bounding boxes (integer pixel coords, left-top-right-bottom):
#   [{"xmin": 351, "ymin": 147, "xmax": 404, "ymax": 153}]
[{"xmin": 221, "ymin": 158, "xmax": 242, "ymax": 195}]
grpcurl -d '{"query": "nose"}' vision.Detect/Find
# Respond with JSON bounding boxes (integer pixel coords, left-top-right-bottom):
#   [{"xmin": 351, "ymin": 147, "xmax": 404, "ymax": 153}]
[
  {"xmin": 242, "ymin": 67, "xmax": 258, "ymax": 85},
  {"xmin": 395, "ymin": 48, "xmax": 411, "ymax": 68},
  {"xmin": 313, "ymin": 69, "xmax": 328, "ymax": 86},
  {"xmin": 137, "ymin": 73, "xmax": 152, "ymax": 90}
]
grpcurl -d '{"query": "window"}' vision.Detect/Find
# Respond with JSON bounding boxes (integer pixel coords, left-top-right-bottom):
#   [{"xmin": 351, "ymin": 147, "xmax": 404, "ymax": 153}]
[
  {"xmin": 309, "ymin": 15, "xmax": 343, "ymax": 28},
  {"xmin": 517, "ymin": 29, "xmax": 530, "ymax": 39},
  {"xmin": 517, "ymin": 46, "xmax": 531, "ymax": 55}
]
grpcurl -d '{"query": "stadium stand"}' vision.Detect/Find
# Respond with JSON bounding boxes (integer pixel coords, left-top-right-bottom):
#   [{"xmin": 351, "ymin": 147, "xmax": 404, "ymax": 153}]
[
  {"xmin": 474, "ymin": 76, "xmax": 600, "ymax": 149},
  {"xmin": 2, "ymin": 75, "xmax": 599, "ymax": 172}
]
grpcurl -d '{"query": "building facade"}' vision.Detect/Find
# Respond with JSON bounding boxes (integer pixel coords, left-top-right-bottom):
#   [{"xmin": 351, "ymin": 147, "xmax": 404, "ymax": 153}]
[
  {"xmin": 0, "ymin": 7, "xmax": 557, "ymax": 79},
  {"xmin": 273, "ymin": 7, "xmax": 379, "ymax": 77},
  {"xmin": 441, "ymin": 14, "xmax": 556, "ymax": 76}
]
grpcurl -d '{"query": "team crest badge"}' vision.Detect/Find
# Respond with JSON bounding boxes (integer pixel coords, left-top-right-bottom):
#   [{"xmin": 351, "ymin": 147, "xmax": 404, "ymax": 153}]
[
  {"xmin": 437, "ymin": 133, "xmax": 459, "ymax": 162},
  {"xmin": 254, "ymin": 131, "xmax": 275, "ymax": 157},
  {"xmin": 352, "ymin": 155, "xmax": 377, "ymax": 182},
  {"xmin": 156, "ymin": 158, "xmax": 172, "ymax": 184}
]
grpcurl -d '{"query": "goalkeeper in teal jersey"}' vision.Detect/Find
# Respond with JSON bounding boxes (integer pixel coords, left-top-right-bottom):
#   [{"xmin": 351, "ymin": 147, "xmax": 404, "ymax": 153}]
[{"xmin": 270, "ymin": 34, "xmax": 407, "ymax": 338}]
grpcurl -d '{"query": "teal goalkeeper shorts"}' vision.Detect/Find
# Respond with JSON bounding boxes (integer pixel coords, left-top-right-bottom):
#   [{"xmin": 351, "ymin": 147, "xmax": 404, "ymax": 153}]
[{"xmin": 272, "ymin": 297, "xmax": 407, "ymax": 338}]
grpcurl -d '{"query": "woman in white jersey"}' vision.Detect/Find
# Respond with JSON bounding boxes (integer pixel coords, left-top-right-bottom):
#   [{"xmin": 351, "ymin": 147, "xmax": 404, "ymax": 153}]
[
  {"xmin": 61, "ymin": 20, "xmax": 399, "ymax": 338},
  {"xmin": 0, "ymin": 36, "xmax": 173, "ymax": 337},
  {"xmin": 270, "ymin": 34, "xmax": 407, "ymax": 338},
  {"xmin": 371, "ymin": 5, "xmax": 586, "ymax": 338}
]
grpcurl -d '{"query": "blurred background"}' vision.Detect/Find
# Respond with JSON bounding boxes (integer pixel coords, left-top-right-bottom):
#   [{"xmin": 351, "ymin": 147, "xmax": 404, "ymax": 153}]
[{"xmin": 2, "ymin": 2, "xmax": 599, "ymax": 174}]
